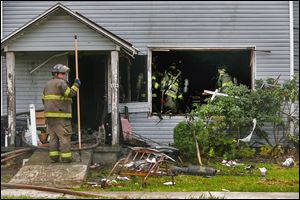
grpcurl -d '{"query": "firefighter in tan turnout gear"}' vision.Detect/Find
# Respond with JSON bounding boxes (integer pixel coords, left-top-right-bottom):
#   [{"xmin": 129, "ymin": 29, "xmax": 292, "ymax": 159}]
[{"xmin": 42, "ymin": 64, "xmax": 81, "ymax": 163}]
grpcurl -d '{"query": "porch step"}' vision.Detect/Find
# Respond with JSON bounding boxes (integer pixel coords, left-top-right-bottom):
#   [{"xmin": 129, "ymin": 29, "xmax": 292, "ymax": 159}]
[{"xmin": 9, "ymin": 149, "xmax": 92, "ymax": 188}]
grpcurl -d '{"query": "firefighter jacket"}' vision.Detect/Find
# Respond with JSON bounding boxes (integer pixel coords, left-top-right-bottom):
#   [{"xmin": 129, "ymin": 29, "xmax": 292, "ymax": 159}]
[
  {"xmin": 152, "ymin": 71, "xmax": 163, "ymax": 98},
  {"xmin": 42, "ymin": 77, "xmax": 79, "ymax": 118},
  {"xmin": 217, "ymin": 72, "xmax": 233, "ymax": 88},
  {"xmin": 161, "ymin": 69, "xmax": 183, "ymax": 100}
]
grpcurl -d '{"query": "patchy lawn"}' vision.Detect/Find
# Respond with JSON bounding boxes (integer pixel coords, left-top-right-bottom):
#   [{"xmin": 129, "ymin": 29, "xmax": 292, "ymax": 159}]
[{"xmin": 76, "ymin": 160, "xmax": 299, "ymax": 192}]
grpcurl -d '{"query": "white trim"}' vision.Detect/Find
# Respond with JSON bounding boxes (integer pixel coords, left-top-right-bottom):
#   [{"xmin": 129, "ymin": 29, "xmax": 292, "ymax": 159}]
[
  {"xmin": 289, "ymin": 1, "xmax": 294, "ymax": 80},
  {"xmin": 147, "ymin": 45, "xmax": 256, "ymax": 113},
  {"xmin": 251, "ymin": 47, "xmax": 257, "ymax": 89},
  {"xmin": 1, "ymin": 3, "xmax": 138, "ymax": 55},
  {"xmin": 147, "ymin": 48, "xmax": 152, "ymax": 114},
  {"xmin": 147, "ymin": 45, "xmax": 256, "ymax": 50}
]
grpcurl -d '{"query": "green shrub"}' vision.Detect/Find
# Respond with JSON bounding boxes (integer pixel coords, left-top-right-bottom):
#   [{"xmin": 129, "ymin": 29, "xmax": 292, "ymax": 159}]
[
  {"xmin": 236, "ymin": 145, "xmax": 256, "ymax": 159},
  {"xmin": 173, "ymin": 121, "xmax": 197, "ymax": 163}
]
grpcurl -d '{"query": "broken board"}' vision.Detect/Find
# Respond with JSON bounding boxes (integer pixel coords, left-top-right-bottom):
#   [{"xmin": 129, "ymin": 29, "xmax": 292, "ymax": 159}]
[{"xmin": 9, "ymin": 149, "xmax": 92, "ymax": 188}]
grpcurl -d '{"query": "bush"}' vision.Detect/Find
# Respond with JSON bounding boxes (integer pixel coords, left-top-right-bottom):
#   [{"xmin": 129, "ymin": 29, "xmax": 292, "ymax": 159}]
[
  {"xmin": 173, "ymin": 121, "xmax": 197, "ymax": 163},
  {"xmin": 236, "ymin": 145, "xmax": 256, "ymax": 159}
]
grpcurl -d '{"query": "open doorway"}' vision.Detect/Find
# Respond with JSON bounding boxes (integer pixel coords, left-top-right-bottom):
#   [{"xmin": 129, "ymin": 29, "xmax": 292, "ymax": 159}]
[
  {"xmin": 151, "ymin": 49, "xmax": 253, "ymax": 115},
  {"xmin": 68, "ymin": 52, "xmax": 107, "ymax": 131}
]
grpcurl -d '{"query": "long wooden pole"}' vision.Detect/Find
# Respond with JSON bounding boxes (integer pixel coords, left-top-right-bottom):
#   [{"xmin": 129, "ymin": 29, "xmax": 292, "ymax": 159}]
[{"xmin": 74, "ymin": 35, "xmax": 81, "ymax": 151}]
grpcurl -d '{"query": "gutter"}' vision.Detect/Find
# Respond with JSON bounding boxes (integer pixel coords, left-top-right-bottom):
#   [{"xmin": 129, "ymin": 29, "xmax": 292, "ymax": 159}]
[{"xmin": 289, "ymin": 1, "xmax": 295, "ymax": 135}]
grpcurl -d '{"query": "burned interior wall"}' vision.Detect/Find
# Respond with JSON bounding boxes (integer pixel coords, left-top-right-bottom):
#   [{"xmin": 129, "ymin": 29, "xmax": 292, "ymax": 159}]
[{"xmin": 119, "ymin": 55, "xmax": 148, "ymax": 103}]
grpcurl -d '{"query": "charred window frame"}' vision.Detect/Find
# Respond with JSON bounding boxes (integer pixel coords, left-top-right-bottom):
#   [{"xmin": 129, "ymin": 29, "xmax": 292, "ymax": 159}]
[
  {"xmin": 147, "ymin": 46, "xmax": 256, "ymax": 114},
  {"xmin": 119, "ymin": 54, "xmax": 148, "ymax": 103}
]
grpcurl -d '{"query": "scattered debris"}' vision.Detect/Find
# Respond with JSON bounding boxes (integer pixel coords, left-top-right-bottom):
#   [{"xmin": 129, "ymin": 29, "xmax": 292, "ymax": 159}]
[
  {"xmin": 105, "ymin": 147, "xmax": 176, "ymax": 186},
  {"xmin": 259, "ymin": 167, "xmax": 267, "ymax": 178},
  {"xmin": 221, "ymin": 160, "xmax": 244, "ymax": 167},
  {"xmin": 170, "ymin": 165, "xmax": 217, "ymax": 176},
  {"xmin": 87, "ymin": 181, "xmax": 99, "ymax": 187},
  {"xmin": 22, "ymin": 159, "xmax": 29, "ymax": 166},
  {"xmin": 245, "ymin": 165, "xmax": 254, "ymax": 170},
  {"xmin": 116, "ymin": 176, "xmax": 130, "ymax": 181},
  {"xmin": 89, "ymin": 163, "xmax": 100, "ymax": 169},
  {"xmin": 163, "ymin": 181, "xmax": 175, "ymax": 186},
  {"xmin": 282, "ymin": 158, "xmax": 294, "ymax": 167}
]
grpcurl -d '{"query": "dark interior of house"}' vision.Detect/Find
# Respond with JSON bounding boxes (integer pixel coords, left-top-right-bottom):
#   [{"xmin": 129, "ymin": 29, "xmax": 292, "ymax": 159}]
[
  {"xmin": 152, "ymin": 49, "xmax": 252, "ymax": 114},
  {"xmin": 68, "ymin": 52, "xmax": 107, "ymax": 131}
]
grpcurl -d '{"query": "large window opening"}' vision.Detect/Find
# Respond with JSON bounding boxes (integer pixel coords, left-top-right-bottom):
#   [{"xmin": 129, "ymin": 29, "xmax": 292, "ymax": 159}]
[{"xmin": 151, "ymin": 49, "xmax": 253, "ymax": 115}]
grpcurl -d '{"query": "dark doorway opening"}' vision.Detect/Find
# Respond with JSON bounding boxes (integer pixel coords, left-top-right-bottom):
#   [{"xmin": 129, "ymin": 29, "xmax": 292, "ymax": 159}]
[
  {"xmin": 152, "ymin": 49, "xmax": 252, "ymax": 115},
  {"xmin": 68, "ymin": 52, "xmax": 107, "ymax": 131}
]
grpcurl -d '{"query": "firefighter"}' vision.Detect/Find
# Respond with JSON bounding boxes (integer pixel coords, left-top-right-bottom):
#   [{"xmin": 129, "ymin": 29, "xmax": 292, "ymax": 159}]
[
  {"xmin": 217, "ymin": 66, "xmax": 233, "ymax": 91},
  {"xmin": 151, "ymin": 61, "xmax": 163, "ymax": 114},
  {"xmin": 161, "ymin": 62, "xmax": 183, "ymax": 114},
  {"xmin": 42, "ymin": 64, "xmax": 81, "ymax": 163}
]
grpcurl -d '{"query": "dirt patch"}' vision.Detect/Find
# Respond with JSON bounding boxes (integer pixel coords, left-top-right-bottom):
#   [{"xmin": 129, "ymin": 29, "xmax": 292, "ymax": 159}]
[{"xmin": 260, "ymin": 178, "xmax": 299, "ymax": 186}]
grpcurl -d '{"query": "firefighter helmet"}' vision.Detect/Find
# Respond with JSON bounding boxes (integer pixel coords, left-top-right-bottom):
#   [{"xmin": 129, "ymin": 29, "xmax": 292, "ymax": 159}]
[{"xmin": 51, "ymin": 64, "xmax": 70, "ymax": 74}]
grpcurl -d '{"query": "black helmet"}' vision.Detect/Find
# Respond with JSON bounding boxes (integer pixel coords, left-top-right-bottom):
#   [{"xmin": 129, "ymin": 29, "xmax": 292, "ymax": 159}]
[{"xmin": 51, "ymin": 64, "xmax": 70, "ymax": 73}]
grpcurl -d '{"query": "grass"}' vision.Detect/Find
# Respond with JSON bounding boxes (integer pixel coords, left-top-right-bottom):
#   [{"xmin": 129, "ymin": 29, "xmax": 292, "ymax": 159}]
[{"xmin": 75, "ymin": 161, "xmax": 299, "ymax": 192}]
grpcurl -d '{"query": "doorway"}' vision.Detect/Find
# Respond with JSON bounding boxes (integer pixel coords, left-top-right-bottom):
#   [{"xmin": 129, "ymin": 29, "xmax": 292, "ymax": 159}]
[{"xmin": 68, "ymin": 52, "xmax": 107, "ymax": 131}]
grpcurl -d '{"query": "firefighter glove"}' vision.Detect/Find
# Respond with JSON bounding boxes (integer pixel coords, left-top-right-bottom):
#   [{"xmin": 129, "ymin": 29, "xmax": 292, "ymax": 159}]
[{"xmin": 74, "ymin": 78, "xmax": 81, "ymax": 87}]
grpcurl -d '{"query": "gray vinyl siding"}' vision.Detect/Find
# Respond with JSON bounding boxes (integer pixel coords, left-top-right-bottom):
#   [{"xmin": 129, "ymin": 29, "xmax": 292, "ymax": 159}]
[
  {"xmin": 2, "ymin": 1, "xmax": 291, "ymax": 81},
  {"xmin": 2, "ymin": 1, "xmax": 294, "ymax": 144},
  {"xmin": 128, "ymin": 112, "xmax": 185, "ymax": 144},
  {"xmin": 5, "ymin": 13, "xmax": 116, "ymax": 52},
  {"xmin": 2, "ymin": 52, "xmax": 68, "ymax": 115}
]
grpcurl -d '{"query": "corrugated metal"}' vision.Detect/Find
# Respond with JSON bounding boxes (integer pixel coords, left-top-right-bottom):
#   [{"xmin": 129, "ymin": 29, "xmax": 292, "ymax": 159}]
[
  {"xmin": 5, "ymin": 13, "xmax": 116, "ymax": 51},
  {"xmin": 2, "ymin": 1, "xmax": 293, "ymax": 144}
]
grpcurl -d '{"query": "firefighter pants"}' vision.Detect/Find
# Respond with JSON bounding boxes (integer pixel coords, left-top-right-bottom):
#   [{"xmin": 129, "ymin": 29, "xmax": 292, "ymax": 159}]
[{"xmin": 46, "ymin": 118, "xmax": 72, "ymax": 162}]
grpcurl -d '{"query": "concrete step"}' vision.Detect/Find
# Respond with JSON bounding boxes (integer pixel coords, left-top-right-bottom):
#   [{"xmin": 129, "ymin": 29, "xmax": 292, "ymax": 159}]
[{"xmin": 9, "ymin": 149, "xmax": 92, "ymax": 188}]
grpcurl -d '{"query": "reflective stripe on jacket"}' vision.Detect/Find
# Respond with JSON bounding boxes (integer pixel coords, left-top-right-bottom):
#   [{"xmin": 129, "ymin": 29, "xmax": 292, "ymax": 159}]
[{"xmin": 43, "ymin": 77, "xmax": 78, "ymax": 118}]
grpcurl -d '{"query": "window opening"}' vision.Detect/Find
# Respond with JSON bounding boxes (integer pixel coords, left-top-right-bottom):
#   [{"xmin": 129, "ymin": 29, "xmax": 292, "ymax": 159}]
[{"xmin": 151, "ymin": 49, "xmax": 252, "ymax": 115}]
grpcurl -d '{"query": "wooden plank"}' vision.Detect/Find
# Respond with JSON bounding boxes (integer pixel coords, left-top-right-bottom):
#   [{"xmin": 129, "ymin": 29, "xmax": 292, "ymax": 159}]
[
  {"xmin": 6, "ymin": 52, "xmax": 16, "ymax": 147},
  {"xmin": 111, "ymin": 50, "xmax": 119, "ymax": 145}
]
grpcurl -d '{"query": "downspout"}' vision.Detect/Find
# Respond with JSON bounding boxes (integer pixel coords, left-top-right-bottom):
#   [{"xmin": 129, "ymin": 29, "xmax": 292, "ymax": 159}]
[
  {"xmin": 289, "ymin": 1, "xmax": 294, "ymax": 80},
  {"xmin": 1, "ymin": 1, "xmax": 3, "ymax": 116},
  {"xmin": 289, "ymin": 1, "xmax": 294, "ymax": 135}
]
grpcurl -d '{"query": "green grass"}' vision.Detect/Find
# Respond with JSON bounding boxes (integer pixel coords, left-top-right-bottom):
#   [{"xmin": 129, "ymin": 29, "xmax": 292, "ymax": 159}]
[{"xmin": 76, "ymin": 162, "xmax": 299, "ymax": 192}]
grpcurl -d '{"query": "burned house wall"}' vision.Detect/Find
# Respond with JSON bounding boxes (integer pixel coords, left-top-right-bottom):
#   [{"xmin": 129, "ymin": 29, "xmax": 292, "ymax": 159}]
[{"xmin": 2, "ymin": 1, "xmax": 295, "ymax": 145}]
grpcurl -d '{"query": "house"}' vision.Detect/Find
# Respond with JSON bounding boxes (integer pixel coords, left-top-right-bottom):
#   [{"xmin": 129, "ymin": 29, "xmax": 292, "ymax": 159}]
[{"xmin": 1, "ymin": 1, "xmax": 299, "ymax": 147}]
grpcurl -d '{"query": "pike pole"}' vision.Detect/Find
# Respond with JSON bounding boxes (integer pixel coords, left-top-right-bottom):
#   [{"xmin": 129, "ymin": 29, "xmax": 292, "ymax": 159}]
[{"xmin": 74, "ymin": 35, "xmax": 82, "ymax": 161}]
